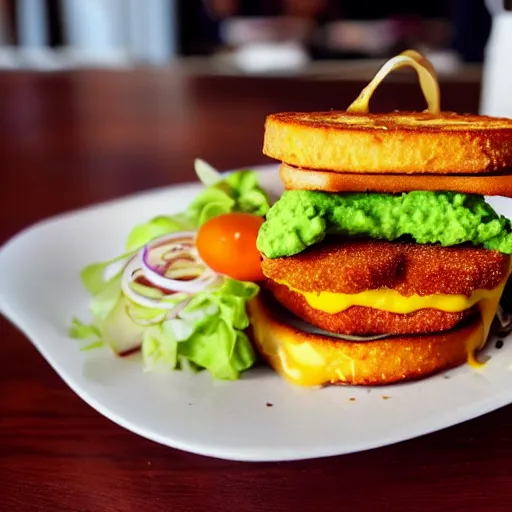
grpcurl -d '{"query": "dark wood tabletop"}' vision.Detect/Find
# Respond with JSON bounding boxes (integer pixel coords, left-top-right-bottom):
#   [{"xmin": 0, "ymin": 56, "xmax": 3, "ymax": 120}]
[{"xmin": 2, "ymin": 66, "xmax": 512, "ymax": 512}]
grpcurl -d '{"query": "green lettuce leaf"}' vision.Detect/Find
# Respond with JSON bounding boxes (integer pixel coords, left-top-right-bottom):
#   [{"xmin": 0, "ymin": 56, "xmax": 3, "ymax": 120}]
[
  {"xmin": 224, "ymin": 171, "xmax": 270, "ymax": 217},
  {"xmin": 142, "ymin": 322, "xmax": 178, "ymax": 373},
  {"xmin": 176, "ymin": 356, "xmax": 200, "ymax": 373},
  {"xmin": 187, "ymin": 170, "xmax": 270, "ymax": 226},
  {"xmin": 89, "ymin": 272, "xmax": 123, "ymax": 321},
  {"xmin": 69, "ymin": 318, "xmax": 105, "ymax": 352},
  {"xmin": 126, "ymin": 215, "xmax": 193, "ymax": 251},
  {"xmin": 178, "ymin": 321, "xmax": 256, "ymax": 380},
  {"xmin": 81, "ymin": 252, "xmax": 133, "ymax": 295},
  {"xmin": 69, "ymin": 317, "xmax": 101, "ymax": 340},
  {"xmin": 126, "ymin": 167, "xmax": 269, "ymax": 252},
  {"xmin": 141, "ymin": 279, "xmax": 259, "ymax": 380},
  {"xmin": 186, "ymin": 186, "xmax": 234, "ymax": 226},
  {"xmin": 80, "ymin": 341, "xmax": 105, "ymax": 352},
  {"xmin": 178, "ymin": 319, "xmax": 239, "ymax": 380},
  {"xmin": 220, "ymin": 278, "xmax": 260, "ymax": 299}
]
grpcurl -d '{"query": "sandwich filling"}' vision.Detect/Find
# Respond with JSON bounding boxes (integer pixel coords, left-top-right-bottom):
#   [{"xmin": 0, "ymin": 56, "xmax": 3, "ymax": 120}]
[{"xmin": 256, "ymin": 198, "xmax": 512, "ymax": 378}]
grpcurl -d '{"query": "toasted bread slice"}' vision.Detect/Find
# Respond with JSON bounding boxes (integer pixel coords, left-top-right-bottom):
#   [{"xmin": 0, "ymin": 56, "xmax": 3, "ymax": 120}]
[
  {"xmin": 264, "ymin": 111, "xmax": 512, "ymax": 174},
  {"xmin": 280, "ymin": 163, "xmax": 512, "ymax": 196}
]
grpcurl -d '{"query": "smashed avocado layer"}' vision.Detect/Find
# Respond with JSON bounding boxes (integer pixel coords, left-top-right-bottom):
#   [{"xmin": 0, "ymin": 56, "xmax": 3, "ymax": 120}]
[{"xmin": 256, "ymin": 190, "xmax": 512, "ymax": 258}]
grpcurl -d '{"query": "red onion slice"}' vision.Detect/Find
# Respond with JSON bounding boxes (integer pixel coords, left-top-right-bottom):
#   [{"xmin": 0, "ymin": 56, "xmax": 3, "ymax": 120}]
[
  {"xmin": 140, "ymin": 233, "xmax": 218, "ymax": 294},
  {"xmin": 120, "ymin": 231, "xmax": 221, "ymax": 311},
  {"xmin": 121, "ymin": 256, "xmax": 190, "ymax": 310}
]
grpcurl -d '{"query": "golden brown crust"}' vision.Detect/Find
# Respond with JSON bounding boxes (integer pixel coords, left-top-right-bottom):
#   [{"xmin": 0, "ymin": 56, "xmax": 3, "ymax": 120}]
[
  {"xmin": 261, "ymin": 240, "xmax": 510, "ymax": 296},
  {"xmin": 280, "ymin": 163, "xmax": 512, "ymax": 197},
  {"xmin": 266, "ymin": 280, "xmax": 474, "ymax": 335},
  {"xmin": 263, "ymin": 111, "xmax": 512, "ymax": 174},
  {"xmin": 248, "ymin": 293, "xmax": 479, "ymax": 386}
]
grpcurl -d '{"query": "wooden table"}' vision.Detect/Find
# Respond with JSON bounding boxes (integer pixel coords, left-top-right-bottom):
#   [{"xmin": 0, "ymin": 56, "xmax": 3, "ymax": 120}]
[{"xmin": 2, "ymin": 68, "xmax": 512, "ymax": 512}]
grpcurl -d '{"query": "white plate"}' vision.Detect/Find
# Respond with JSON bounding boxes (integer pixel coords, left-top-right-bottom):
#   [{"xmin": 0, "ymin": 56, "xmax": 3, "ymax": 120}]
[{"xmin": 2, "ymin": 166, "xmax": 512, "ymax": 462}]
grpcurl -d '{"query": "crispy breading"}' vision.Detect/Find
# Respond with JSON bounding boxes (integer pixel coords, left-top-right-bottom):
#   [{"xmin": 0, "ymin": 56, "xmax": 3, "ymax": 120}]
[
  {"xmin": 279, "ymin": 163, "xmax": 512, "ymax": 197},
  {"xmin": 261, "ymin": 240, "xmax": 510, "ymax": 296},
  {"xmin": 266, "ymin": 280, "xmax": 474, "ymax": 335},
  {"xmin": 263, "ymin": 111, "xmax": 512, "ymax": 174},
  {"xmin": 248, "ymin": 293, "xmax": 478, "ymax": 386}
]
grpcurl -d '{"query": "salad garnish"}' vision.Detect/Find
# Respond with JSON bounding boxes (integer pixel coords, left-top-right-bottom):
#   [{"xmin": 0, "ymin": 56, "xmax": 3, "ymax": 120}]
[{"xmin": 70, "ymin": 160, "xmax": 270, "ymax": 380}]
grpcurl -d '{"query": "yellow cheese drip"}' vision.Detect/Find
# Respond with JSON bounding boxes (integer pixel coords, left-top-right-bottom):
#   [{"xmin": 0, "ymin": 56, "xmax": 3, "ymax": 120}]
[
  {"xmin": 468, "ymin": 275, "xmax": 508, "ymax": 367},
  {"xmin": 275, "ymin": 279, "xmax": 502, "ymax": 315}
]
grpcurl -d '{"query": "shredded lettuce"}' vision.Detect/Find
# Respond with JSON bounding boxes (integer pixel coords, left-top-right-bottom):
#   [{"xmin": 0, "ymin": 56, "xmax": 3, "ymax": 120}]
[{"xmin": 71, "ymin": 166, "xmax": 268, "ymax": 380}]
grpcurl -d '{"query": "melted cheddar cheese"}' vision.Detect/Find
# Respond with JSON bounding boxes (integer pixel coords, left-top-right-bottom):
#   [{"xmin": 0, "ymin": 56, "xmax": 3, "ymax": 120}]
[
  {"xmin": 468, "ymin": 289, "xmax": 504, "ymax": 367},
  {"xmin": 275, "ymin": 279, "xmax": 502, "ymax": 315}
]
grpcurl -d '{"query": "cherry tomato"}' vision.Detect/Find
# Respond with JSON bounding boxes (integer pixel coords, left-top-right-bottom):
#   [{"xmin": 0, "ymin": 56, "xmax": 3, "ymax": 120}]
[{"xmin": 196, "ymin": 213, "xmax": 265, "ymax": 282}]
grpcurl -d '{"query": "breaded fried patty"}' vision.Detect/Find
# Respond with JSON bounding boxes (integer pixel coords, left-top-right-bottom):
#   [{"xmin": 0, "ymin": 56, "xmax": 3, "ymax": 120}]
[
  {"xmin": 267, "ymin": 280, "xmax": 474, "ymax": 335},
  {"xmin": 261, "ymin": 239, "xmax": 510, "ymax": 297}
]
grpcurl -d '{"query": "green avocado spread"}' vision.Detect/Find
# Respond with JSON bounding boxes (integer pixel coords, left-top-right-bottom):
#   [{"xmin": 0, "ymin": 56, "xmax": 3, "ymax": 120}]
[{"xmin": 256, "ymin": 190, "xmax": 512, "ymax": 258}]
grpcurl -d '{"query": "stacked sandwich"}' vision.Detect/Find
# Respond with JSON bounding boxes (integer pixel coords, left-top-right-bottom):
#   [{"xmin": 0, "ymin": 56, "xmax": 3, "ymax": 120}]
[{"xmin": 250, "ymin": 51, "xmax": 512, "ymax": 386}]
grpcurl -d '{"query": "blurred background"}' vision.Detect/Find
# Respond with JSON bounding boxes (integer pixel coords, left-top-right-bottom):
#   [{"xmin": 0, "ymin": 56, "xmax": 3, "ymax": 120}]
[
  {"xmin": 0, "ymin": 0, "xmax": 495, "ymax": 73},
  {"xmin": 1, "ymin": 1, "xmax": 511, "ymax": 247}
]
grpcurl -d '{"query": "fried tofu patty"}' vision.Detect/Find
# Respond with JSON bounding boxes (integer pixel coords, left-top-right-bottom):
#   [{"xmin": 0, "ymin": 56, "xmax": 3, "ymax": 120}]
[
  {"xmin": 266, "ymin": 280, "xmax": 475, "ymax": 335},
  {"xmin": 261, "ymin": 239, "xmax": 510, "ymax": 297}
]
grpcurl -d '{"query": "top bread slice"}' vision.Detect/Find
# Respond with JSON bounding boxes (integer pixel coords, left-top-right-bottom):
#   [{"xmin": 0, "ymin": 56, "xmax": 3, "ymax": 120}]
[{"xmin": 263, "ymin": 111, "xmax": 512, "ymax": 174}]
